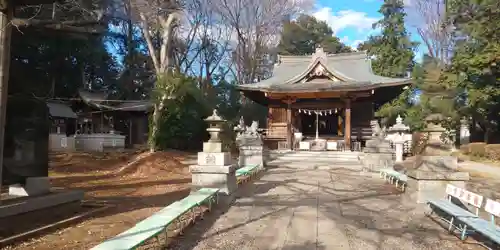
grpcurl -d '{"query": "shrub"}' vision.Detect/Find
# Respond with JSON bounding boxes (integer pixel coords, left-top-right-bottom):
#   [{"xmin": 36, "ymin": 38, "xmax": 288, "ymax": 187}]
[
  {"xmin": 485, "ymin": 144, "xmax": 500, "ymax": 161},
  {"xmin": 468, "ymin": 142, "xmax": 487, "ymax": 157}
]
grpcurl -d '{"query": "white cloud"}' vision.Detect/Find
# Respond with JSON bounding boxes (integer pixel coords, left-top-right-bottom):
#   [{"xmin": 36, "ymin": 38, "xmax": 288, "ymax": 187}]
[
  {"xmin": 312, "ymin": 7, "xmax": 381, "ymax": 50},
  {"xmin": 350, "ymin": 39, "xmax": 364, "ymax": 50},
  {"xmin": 312, "ymin": 7, "xmax": 378, "ymax": 34}
]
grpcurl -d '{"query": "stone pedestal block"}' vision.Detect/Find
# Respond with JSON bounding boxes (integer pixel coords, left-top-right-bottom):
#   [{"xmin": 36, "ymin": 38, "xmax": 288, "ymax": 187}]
[
  {"xmin": 404, "ymin": 173, "xmax": 468, "ymax": 203},
  {"xmin": 203, "ymin": 142, "xmax": 223, "ymax": 153},
  {"xmin": 414, "ymin": 156, "xmax": 458, "ymax": 170},
  {"xmin": 310, "ymin": 139, "xmax": 327, "ymax": 151},
  {"xmin": 9, "ymin": 177, "xmax": 51, "ymax": 196},
  {"xmin": 299, "ymin": 141, "xmax": 310, "ymax": 150},
  {"xmin": 361, "ymin": 153, "xmax": 394, "ymax": 172},
  {"xmin": 197, "ymin": 152, "xmax": 231, "ymax": 166},
  {"xmin": 403, "ymin": 155, "xmax": 468, "ymax": 203},
  {"xmin": 236, "ymin": 133, "xmax": 265, "ymax": 169},
  {"xmin": 189, "ymin": 164, "xmax": 237, "ymax": 197},
  {"xmin": 238, "ymin": 145, "xmax": 264, "ymax": 170}
]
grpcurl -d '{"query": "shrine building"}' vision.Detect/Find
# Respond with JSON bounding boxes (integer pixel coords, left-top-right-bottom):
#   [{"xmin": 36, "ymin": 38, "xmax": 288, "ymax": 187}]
[{"xmin": 236, "ymin": 47, "xmax": 412, "ymax": 151}]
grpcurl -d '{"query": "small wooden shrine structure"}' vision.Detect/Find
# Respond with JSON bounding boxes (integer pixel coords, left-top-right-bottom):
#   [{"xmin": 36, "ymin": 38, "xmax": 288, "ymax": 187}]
[
  {"xmin": 74, "ymin": 89, "xmax": 151, "ymax": 146},
  {"xmin": 236, "ymin": 47, "xmax": 412, "ymax": 150}
]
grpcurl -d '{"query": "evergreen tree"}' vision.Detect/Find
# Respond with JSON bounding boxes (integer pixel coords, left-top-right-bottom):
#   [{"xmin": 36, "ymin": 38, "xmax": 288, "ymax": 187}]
[
  {"xmin": 359, "ymin": 0, "xmax": 419, "ymax": 125},
  {"xmin": 363, "ymin": 0, "xmax": 417, "ymax": 78},
  {"xmin": 448, "ymin": 0, "xmax": 500, "ymax": 142},
  {"xmin": 278, "ymin": 14, "xmax": 352, "ymax": 55}
]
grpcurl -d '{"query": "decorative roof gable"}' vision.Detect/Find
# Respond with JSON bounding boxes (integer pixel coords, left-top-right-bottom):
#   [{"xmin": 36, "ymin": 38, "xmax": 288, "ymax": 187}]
[{"xmin": 236, "ymin": 47, "xmax": 411, "ymax": 93}]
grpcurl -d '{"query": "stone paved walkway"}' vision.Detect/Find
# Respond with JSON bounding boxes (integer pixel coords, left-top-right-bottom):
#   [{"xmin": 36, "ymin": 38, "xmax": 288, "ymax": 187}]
[{"xmin": 171, "ymin": 166, "xmax": 483, "ymax": 250}]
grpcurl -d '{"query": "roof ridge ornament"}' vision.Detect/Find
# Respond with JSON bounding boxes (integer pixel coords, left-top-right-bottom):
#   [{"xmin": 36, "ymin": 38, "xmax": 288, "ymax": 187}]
[{"xmin": 312, "ymin": 46, "xmax": 327, "ymax": 63}]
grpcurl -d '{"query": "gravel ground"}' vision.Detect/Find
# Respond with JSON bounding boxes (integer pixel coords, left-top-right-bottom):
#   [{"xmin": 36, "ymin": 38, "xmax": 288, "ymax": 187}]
[{"xmin": 169, "ymin": 166, "xmax": 484, "ymax": 250}]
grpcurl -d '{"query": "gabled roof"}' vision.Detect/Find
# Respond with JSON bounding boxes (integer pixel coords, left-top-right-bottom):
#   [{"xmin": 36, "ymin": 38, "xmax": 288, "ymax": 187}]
[
  {"xmin": 78, "ymin": 89, "xmax": 152, "ymax": 112},
  {"xmin": 236, "ymin": 48, "xmax": 411, "ymax": 93},
  {"xmin": 47, "ymin": 101, "xmax": 77, "ymax": 118}
]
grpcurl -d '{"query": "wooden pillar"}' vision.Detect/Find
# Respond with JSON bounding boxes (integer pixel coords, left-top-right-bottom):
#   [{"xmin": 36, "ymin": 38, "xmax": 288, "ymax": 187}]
[
  {"xmin": 344, "ymin": 98, "xmax": 351, "ymax": 150},
  {"xmin": 129, "ymin": 118, "xmax": 133, "ymax": 145},
  {"xmin": 282, "ymin": 97, "xmax": 296, "ymax": 150}
]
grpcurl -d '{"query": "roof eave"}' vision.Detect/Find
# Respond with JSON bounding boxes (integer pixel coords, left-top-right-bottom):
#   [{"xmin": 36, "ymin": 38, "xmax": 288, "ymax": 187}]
[{"xmin": 237, "ymin": 79, "xmax": 412, "ymax": 94}]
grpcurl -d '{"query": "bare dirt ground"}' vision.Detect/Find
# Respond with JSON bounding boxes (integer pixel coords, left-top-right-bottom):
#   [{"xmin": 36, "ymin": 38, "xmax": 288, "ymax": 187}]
[{"xmin": 2, "ymin": 149, "xmax": 196, "ymax": 250}]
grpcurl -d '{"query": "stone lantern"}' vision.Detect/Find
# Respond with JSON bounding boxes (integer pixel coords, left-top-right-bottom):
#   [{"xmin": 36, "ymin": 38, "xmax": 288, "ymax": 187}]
[
  {"xmin": 205, "ymin": 109, "xmax": 226, "ymax": 142},
  {"xmin": 190, "ymin": 109, "xmax": 236, "ymax": 201},
  {"xmin": 388, "ymin": 115, "xmax": 410, "ymax": 163}
]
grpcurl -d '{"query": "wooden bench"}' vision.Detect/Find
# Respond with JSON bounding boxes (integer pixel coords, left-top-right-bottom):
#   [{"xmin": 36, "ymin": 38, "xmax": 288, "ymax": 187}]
[
  {"xmin": 236, "ymin": 164, "xmax": 260, "ymax": 184},
  {"xmin": 90, "ymin": 188, "xmax": 219, "ymax": 250},
  {"xmin": 426, "ymin": 184, "xmax": 483, "ymax": 235},
  {"xmin": 458, "ymin": 198, "xmax": 500, "ymax": 249},
  {"xmin": 379, "ymin": 168, "xmax": 408, "ymax": 191}
]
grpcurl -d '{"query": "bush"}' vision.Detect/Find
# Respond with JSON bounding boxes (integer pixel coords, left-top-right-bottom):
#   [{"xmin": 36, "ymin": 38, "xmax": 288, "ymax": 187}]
[
  {"xmin": 485, "ymin": 144, "xmax": 500, "ymax": 161},
  {"xmin": 468, "ymin": 142, "xmax": 487, "ymax": 157}
]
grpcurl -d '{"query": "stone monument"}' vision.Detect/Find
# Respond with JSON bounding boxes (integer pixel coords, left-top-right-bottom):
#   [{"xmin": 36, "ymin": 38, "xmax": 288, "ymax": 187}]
[
  {"xmin": 399, "ymin": 115, "xmax": 469, "ymax": 204},
  {"xmin": 190, "ymin": 109, "xmax": 237, "ymax": 201},
  {"xmin": 361, "ymin": 120, "xmax": 394, "ymax": 172},
  {"xmin": 234, "ymin": 117, "xmax": 266, "ymax": 170},
  {"xmin": 388, "ymin": 115, "xmax": 410, "ymax": 163}
]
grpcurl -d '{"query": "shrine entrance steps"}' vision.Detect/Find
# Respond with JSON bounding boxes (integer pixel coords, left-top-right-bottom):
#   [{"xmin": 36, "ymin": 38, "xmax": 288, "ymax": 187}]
[{"xmin": 267, "ymin": 150, "xmax": 363, "ymax": 171}]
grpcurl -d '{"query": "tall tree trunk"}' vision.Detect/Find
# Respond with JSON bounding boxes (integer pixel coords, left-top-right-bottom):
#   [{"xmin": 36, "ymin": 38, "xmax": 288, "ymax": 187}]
[
  {"xmin": 0, "ymin": 0, "xmax": 12, "ymax": 201},
  {"xmin": 140, "ymin": 12, "xmax": 179, "ymax": 152}
]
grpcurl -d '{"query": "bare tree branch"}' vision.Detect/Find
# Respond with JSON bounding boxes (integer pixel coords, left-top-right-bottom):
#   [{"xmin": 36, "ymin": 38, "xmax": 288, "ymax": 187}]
[{"xmin": 406, "ymin": 0, "xmax": 454, "ymax": 64}]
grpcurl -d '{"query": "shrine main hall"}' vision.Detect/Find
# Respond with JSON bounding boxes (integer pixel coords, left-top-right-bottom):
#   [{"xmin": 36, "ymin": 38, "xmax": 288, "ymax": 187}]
[{"xmin": 236, "ymin": 47, "xmax": 411, "ymax": 151}]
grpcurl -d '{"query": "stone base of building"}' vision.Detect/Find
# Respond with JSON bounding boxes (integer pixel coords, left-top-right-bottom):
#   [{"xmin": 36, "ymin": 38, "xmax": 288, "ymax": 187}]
[
  {"xmin": 8, "ymin": 177, "xmax": 51, "ymax": 196},
  {"xmin": 0, "ymin": 189, "xmax": 84, "ymax": 218}
]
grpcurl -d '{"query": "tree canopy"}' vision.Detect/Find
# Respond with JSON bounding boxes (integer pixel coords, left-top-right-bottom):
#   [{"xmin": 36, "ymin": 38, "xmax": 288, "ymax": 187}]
[
  {"xmin": 278, "ymin": 14, "xmax": 352, "ymax": 55},
  {"xmin": 357, "ymin": 0, "xmax": 419, "ymax": 125}
]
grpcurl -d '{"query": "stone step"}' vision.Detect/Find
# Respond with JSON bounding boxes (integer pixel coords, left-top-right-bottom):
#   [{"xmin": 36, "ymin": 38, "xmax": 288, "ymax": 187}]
[
  {"xmin": 269, "ymin": 158, "xmax": 361, "ymax": 165},
  {"xmin": 267, "ymin": 161, "xmax": 363, "ymax": 171},
  {"xmin": 270, "ymin": 153, "xmax": 361, "ymax": 160},
  {"xmin": 270, "ymin": 150, "xmax": 362, "ymax": 156}
]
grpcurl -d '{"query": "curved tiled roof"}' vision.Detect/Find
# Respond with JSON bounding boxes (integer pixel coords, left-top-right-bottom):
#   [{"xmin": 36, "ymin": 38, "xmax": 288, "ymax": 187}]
[
  {"xmin": 78, "ymin": 89, "xmax": 152, "ymax": 112},
  {"xmin": 236, "ymin": 48, "xmax": 411, "ymax": 93}
]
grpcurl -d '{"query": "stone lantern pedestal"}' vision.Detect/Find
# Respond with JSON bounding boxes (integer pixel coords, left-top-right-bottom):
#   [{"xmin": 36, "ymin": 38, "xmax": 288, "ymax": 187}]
[
  {"xmin": 189, "ymin": 110, "xmax": 237, "ymax": 202},
  {"xmin": 361, "ymin": 120, "xmax": 394, "ymax": 172},
  {"xmin": 402, "ymin": 155, "xmax": 468, "ymax": 203},
  {"xmin": 399, "ymin": 115, "xmax": 470, "ymax": 204},
  {"xmin": 234, "ymin": 117, "xmax": 266, "ymax": 170}
]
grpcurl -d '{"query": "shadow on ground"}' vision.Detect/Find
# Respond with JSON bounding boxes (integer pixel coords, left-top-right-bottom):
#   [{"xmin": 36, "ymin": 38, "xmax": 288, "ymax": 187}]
[{"xmin": 167, "ymin": 167, "xmax": 484, "ymax": 250}]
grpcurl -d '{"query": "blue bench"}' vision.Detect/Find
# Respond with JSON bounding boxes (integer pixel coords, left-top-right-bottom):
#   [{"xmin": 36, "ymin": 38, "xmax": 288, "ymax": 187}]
[
  {"xmin": 426, "ymin": 184, "xmax": 483, "ymax": 238},
  {"xmin": 379, "ymin": 168, "xmax": 408, "ymax": 191},
  {"xmin": 458, "ymin": 199, "xmax": 500, "ymax": 249},
  {"xmin": 90, "ymin": 188, "xmax": 219, "ymax": 250},
  {"xmin": 236, "ymin": 164, "xmax": 260, "ymax": 184}
]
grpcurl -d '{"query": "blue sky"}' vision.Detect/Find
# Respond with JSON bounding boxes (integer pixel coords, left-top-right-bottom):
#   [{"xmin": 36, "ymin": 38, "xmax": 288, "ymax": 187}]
[{"xmin": 312, "ymin": 0, "xmax": 424, "ymax": 60}]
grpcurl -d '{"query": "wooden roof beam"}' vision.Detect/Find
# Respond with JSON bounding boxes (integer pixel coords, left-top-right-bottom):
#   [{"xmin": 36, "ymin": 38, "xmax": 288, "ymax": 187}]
[
  {"xmin": 11, "ymin": 18, "xmax": 105, "ymax": 34},
  {"xmin": 14, "ymin": 0, "xmax": 60, "ymax": 6},
  {"xmin": 16, "ymin": 0, "xmax": 62, "ymax": 5}
]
